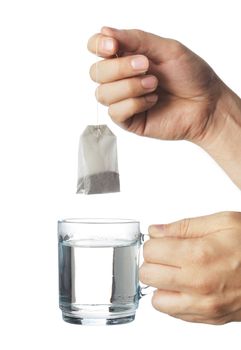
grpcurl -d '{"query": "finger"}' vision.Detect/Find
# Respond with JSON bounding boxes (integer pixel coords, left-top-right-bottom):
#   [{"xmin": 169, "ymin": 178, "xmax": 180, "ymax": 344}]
[
  {"xmin": 143, "ymin": 237, "xmax": 194, "ymax": 267},
  {"xmin": 101, "ymin": 27, "xmax": 186, "ymax": 63},
  {"xmin": 108, "ymin": 94, "xmax": 158, "ymax": 124},
  {"xmin": 96, "ymin": 75, "xmax": 158, "ymax": 106},
  {"xmin": 148, "ymin": 212, "xmax": 238, "ymax": 239},
  {"xmin": 87, "ymin": 33, "xmax": 119, "ymax": 58},
  {"xmin": 152, "ymin": 290, "xmax": 233, "ymax": 321},
  {"xmin": 152, "ymin": 289, "xmax": 193, "ymax": 316},
  {"xmin": 89, "ymin": 55, "xmax": 149, "ymax": 83},
  {"xmin": 174, "ymin": 313, "xmax": 230, "ymax": 325},
  {"xmin": 139, "ymin": 262, "xmax": 187, "ymax": 292}
]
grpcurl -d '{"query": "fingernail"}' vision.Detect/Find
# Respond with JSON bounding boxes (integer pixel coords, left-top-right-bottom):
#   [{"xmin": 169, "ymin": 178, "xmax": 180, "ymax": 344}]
[
  {"xmin": 131, "ymin": 56, "xmax": 148, "ymax": 70},
  {"xmin": 141, "ymin": 76, "xmax": 157, "ymax": 89},
  {"xmin": 102, "ymin": 38, "xmax": 114, "ymax": 52},
  {"xmin": 145, "ymin": 94, "xmax": 158, "ymax": 103}
]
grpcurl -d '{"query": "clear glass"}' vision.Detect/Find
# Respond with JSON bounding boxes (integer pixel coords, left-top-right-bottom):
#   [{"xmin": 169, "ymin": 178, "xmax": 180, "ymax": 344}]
[{"xmin": 58, "ymin": 218, "xmax": 142, "ymax": 325}]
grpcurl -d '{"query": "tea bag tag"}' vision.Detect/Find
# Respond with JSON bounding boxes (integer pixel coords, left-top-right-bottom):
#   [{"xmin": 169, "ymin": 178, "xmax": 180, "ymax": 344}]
[{"xmin": 76, "ymin": 124, "xmax": 120, "ymax": 195}]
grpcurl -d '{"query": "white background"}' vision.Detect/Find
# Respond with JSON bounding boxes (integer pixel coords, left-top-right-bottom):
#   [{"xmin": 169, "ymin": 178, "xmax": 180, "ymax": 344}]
[{"xmin": 0, "ymin": 0, "xmax": 241, "ymax": 349}]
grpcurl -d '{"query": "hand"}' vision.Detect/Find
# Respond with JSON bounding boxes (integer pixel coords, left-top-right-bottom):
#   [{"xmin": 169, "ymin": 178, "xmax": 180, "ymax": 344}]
[
  {"xmin": 88, "ymin": 27, "xmax": 241, "ymax": 189},
  {"xmin": 140, "ymin": 211, "xmax": 241, "ymax": 324},
  {"xmin": 88, "ymin": 27, "xmax": 223, "ymax": 143}
]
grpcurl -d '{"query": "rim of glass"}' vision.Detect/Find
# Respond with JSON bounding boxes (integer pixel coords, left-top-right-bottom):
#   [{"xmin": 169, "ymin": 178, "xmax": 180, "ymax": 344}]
[{"xmin": 58, "ymin": 218, "xmax": 139, "ymax": 224}]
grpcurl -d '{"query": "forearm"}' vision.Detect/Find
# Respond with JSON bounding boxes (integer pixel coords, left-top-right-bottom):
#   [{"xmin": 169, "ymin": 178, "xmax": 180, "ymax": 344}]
[{"xmin": 200, "ymin": 85, "xmax": 241, "ymax": 189}]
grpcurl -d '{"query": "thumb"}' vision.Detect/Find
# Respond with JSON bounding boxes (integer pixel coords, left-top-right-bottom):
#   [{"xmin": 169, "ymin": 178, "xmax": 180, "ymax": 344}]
[
  {"xmin": 149, "ymin": 212, "xmax": 235, "ymax": 239},
  {"xmin": 101, "ymin": 26, "xmax": 182, "ymax": 63}
]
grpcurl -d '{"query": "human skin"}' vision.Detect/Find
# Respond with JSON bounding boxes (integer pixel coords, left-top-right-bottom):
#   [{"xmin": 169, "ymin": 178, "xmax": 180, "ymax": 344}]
[
  {"xmin": 88, "ymin": 27, "xmax": 241, "ymax": 324},
  {"xmin": 88, "ymin": 27, "xmax": 241, "ymax": 189},
  {"xmin": 141, "ymin": 212, "xmax": 241, "ymax": 324}
]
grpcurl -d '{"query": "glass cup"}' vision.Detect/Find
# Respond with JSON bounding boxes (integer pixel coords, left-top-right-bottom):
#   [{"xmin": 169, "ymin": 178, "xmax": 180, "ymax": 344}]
[{"xmin": 58, "ymin": 218, "xmax": 150, "ymax": 325}]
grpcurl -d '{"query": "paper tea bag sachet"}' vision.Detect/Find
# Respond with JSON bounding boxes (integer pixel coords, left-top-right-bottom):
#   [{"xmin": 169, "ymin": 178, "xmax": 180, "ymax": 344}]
[{"xmin": 76, "ymin": 125, "xmax": 120, "ymax": 195}]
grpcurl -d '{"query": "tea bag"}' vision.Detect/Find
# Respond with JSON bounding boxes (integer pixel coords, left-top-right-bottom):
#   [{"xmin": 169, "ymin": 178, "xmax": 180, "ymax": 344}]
[{"xmin": 77, "ymin": 124, "xmax": 120, "ymax": 195}]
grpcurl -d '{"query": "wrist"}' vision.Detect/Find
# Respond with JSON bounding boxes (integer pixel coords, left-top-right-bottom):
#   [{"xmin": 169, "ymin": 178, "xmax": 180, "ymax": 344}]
[{"xmin": 198, "ymin": 84, "xmax": 241, "ymax": 189}]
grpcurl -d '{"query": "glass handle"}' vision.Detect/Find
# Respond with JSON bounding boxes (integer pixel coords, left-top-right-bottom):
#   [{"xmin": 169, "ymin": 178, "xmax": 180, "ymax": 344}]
[
  {"xmin": 139, "ymin": 233, "xmax": 156, "ymax": 298},
  {"xmin": 140, "ymin": 232, "xmax": 147, "ymax": 243},
  {"xmin": 139, "ymin": 284, "xmax": 156, "ymax": 298}
]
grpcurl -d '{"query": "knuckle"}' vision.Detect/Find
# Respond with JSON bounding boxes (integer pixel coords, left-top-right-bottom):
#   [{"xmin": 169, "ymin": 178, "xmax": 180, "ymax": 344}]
[
  {"xmin": 95, "ymin": 86, "xmax": 109, "ymax": 106},
  {"xmin": 139, "ymin": 263, "xmax": 150, "ymax": 284},
  {"xmin": 128, "ymin": 98, "xmax": 138, "ymax": 114},
  {"xmin": 204, "ymin": 297, "xmax": 225, "ymax": 318},
  {"xmin": 194, "ymin": 279, "xmax": 210, "ymax": 295},
  {"xmin": 143, "ymin": 239, "xmax": 153, "ymax": 262},
  {"xmin": 192, "ymin": 241, "xmax": 213, "ymax": 266},
  {"xmin": 125, "ymin": 79, "xmax": 136, "ymax": 96},
  {"xmin": 223, "ymin": 211, "xmax": 241, "ymax": 226},
  {"xmin": 87, "ymin": 38, "xmax": 91, "ymax": 51},
  {"xmin": 108, "ymin": 105, "xmax": 124, "ymax": 123},
  {"xmin": 132, "ymin": 29, "xmax": 145, "ymax": 38},
  {"xmin": 169, "ymin": 39, "xmax": 186, "ymax": 54},
  {"xmin": 193, "ymin": 276, "xmax": 216, "ymax": 295},
  {"xmin": 87, "ymin": 36, "xmax": 94, "ymax": 52},
  {"xmin": 132, "ymin": 29, "xmax": 147, "ymax": 50},
  {"xmin": 89, "ymin": 64, "xmax": 97, "ymax": 82},
  {"xmin": 179, "ymin": 218, "xmax": 191, "ymax": 238},
  {"xmin": 171, "ymin": 39, "xmax": 183, "ymax": 49},
  {"xmin": 143, "ymin": 240, "xmax": 153, "ymax": 262},
  {"xmin": 151, "ymin": 290, "xmax": 160, "ymax": 311},
  {"xmin": 108, "ymin": 105, "xmax": 117, "ymax": 120}
]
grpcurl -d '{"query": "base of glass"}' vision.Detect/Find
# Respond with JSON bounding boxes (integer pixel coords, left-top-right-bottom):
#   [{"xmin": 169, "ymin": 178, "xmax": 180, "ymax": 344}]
[{"xmin": 62, "ymin": 313, "xmax": 135, "ymax": 326}]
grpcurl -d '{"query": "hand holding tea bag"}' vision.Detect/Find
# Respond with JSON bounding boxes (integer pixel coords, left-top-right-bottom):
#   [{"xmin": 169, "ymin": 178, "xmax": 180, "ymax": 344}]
[{"xmin": 76, "ymin": 124, "xmax": 120, "ymax": 195}]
